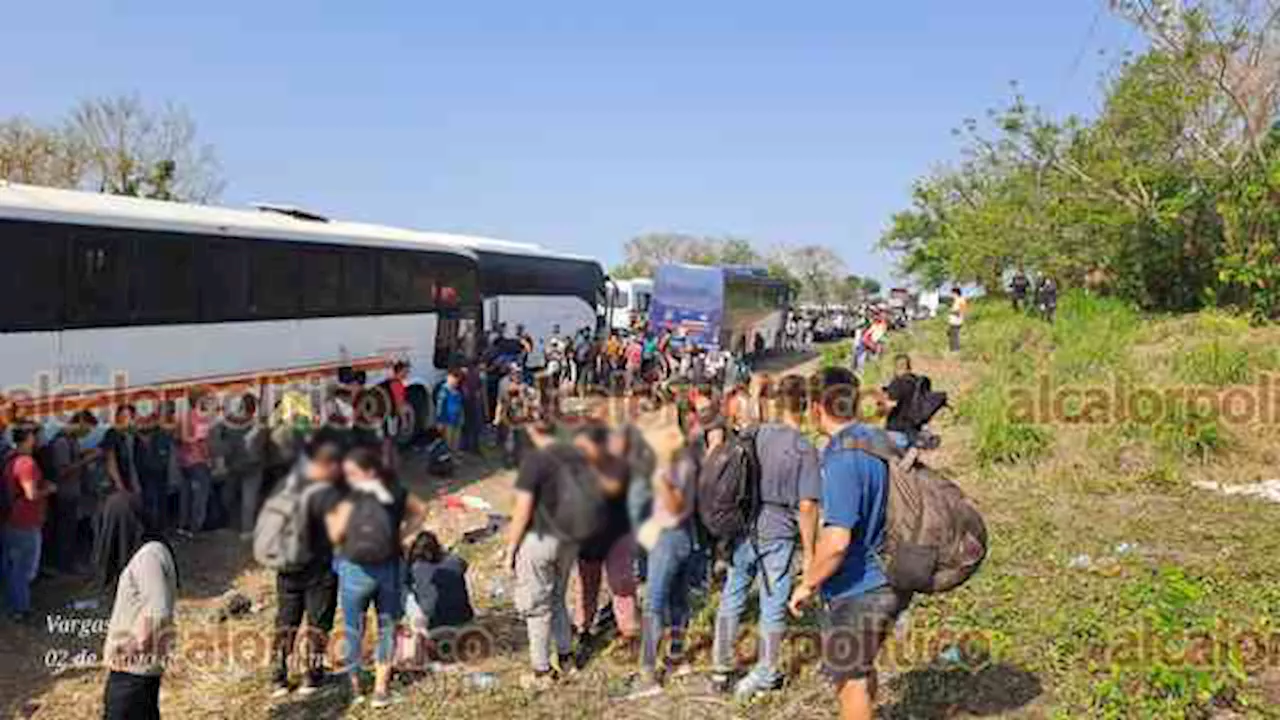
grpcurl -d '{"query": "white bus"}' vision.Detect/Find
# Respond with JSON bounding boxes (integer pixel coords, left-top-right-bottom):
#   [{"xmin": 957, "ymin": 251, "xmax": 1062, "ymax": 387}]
[
  {"xmin": 602, "ymin": 277, "xmax": 654, "ymax": 333},
  {"xmin": 0, "ymin": 182, "xmax": 482, "ymax": 422}
]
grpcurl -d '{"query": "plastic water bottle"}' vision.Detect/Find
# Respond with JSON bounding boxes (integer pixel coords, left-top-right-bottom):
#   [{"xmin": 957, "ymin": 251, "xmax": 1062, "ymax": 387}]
[{"xmin": 467, "ymin": 672, "xmax": 499, "ymax": 691}]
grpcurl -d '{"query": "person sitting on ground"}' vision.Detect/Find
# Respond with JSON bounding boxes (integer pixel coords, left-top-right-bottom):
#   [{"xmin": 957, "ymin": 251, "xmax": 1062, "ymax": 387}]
[
  {"xmin": 788, "ymin": 367, "xmax": 912, "ymax": 720},
  {"xmin": 405, "ymin": 530, "xmax": 474, "ymax": 632}
]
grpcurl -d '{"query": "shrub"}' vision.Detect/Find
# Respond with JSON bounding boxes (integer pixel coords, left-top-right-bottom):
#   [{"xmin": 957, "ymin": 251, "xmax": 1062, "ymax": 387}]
[
  {"xmin": 1050, "ymin": 292, "xmax": 1141, "ymax": 382},
  {"xmin": 1172, "ymin": 339, "xmax": 1251, "ymax": 386},
  {"xmin": 960, "ymin": 384, "xmax": 1054, "ymax": 466}
]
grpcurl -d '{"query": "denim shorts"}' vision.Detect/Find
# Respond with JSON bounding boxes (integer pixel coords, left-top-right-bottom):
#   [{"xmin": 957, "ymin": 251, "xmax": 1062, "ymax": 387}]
[{"xmin": 820, "ymin": 586, "xmax": 910, "ymax": 682}]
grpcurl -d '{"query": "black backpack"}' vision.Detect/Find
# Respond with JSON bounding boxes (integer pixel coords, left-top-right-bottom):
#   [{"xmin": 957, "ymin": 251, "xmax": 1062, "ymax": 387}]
[
  {"xmin": 344, "ymin": 491, "xmax": 398, "ymax": 564},
  {"xmin": 0, "ymin": 450, "xmax": 16, "ymax": 525},
  {"xmin": 694, "ymin": 427, "xmax": 762, "ymax": 544},
  {"xmin": 35, "ymin": 436, "xmax": 62, "ymax": 484},
  {"xmin": 535, "ymin": 444, "xmax": 606, "ymax": 543}
]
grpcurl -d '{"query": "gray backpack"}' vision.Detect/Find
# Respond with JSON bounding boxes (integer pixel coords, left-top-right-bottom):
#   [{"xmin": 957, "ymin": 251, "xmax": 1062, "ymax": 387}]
[{"xmin": 253, "ymin": 468, "xmax": 319, "ymax": 571}]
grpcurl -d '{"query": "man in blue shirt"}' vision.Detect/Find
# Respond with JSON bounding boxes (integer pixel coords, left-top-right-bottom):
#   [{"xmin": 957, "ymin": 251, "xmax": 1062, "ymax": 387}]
[{"xmin": 788, "ymin": 366, "xmax": 910, "ymax": 720}]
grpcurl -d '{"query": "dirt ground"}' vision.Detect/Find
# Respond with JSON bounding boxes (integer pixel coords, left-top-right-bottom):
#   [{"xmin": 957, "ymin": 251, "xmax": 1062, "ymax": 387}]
[{"xmin": 2, "ymin": 351, "xmax": 862, "ymax": 720}]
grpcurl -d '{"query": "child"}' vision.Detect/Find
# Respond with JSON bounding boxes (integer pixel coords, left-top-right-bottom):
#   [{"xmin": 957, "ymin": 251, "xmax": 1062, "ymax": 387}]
[
  {"xmin": 406, "ymin": 531, "xmax": 474, "ymax": 631},
  {"xmin": 435, "ymin": 370, "xmax": 465, "ymax": 451}
]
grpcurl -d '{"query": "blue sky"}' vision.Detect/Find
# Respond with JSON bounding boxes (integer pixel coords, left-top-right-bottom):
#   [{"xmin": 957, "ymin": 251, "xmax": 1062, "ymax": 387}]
[{"xmin": 4, "ymin": 1, "xmax": 1138, "ymax": 282}]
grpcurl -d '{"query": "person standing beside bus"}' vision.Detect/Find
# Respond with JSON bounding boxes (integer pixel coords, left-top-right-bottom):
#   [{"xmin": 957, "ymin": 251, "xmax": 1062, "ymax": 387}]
[
  {"xmin": 3, "ymin": 424, "xmax": 55, "ymax": 620},
  {"xmin": 177, "ymin": 390, "xmax": 215, "ymax": 536}
]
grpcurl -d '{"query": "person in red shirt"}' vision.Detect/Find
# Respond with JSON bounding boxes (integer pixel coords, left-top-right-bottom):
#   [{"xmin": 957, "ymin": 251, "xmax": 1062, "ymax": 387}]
[{"xmin": 4, "ymin": 423, "xmax": 56, "ymax": 619}]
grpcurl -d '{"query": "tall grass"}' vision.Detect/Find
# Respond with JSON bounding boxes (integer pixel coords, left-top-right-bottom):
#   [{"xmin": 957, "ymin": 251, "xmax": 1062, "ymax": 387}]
[
  {"xmin": 959, "ymin": 382, "xmax": 1054, "ymax": 466},
  {"xmin": 1050, "ymin": 292, "xmax": 1141, "ymax": 382}
]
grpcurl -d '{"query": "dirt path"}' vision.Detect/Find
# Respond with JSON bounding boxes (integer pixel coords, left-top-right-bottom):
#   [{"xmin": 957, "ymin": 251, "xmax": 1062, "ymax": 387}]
[{"xmin": 0, "ymin": 351, "xmax": 829, "ymax": 720}]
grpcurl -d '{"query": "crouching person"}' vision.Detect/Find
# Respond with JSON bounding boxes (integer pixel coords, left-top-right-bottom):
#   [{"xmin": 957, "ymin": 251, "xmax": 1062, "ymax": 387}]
[
  {"xmin": 404, "ymin": 530, "xmax": 475, "ymax": 663},
  {"xmin": 259, "ymin": 430, "xmax": 347, "ymax": 699},
  {"xmin": 788, "ymin": 368, "xmax": 911, "ymax": 720}
]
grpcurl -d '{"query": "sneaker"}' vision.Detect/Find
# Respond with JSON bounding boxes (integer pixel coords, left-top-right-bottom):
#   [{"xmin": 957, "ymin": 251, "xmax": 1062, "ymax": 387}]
[
  {"xmin": 557, "ymin": 652, "xmax": 578, "ymax": 676},
  {"xmin": 708, "ymin": 672, "xmax": 733, "ymax": 694},
  {"xmin": 519, "ymin": 669, "xmax": 556, "ymax": 691},
  {"xmin": 347, "ymin": 674, "xmax": 366, "ymax": 704},
  {"xmin": 733, "ymin": 668, "xmax": 783, "ymax": 700},
  {"xmin": 624, "ymin": 673, "xmax": 663, "ymax": 701},
  {"xmin": 269, "ymin": 682, "xmax": 290, "ymax": 699},
  {"xmin": 664, "ymin": 655, "xmax": 695, "ymax": 679},
  {"xmin": 296, "ymin": 675, "xmax": 323, "ymax": 697},
  {"xmin": 608, "ymin": 635, "xmax": 641, "ymax": 664},
  {"xmin": 370, "ymin": 692, "xmax": 393, "ymax": 709}
]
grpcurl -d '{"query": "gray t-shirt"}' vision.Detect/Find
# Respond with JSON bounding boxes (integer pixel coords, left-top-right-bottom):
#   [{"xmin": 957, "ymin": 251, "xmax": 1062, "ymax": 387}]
[
  {"xmin": 104, "ymin": 541, "xmax": 177, "ymax": 676},
  {"xmin": 753, "ymin": 424, "xmax": 822, "ymax": 541}
]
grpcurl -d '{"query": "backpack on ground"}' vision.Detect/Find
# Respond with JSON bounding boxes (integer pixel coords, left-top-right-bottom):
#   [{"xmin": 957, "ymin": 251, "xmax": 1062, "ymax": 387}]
[
  {"xmin": 694, "ymin": 427, "xmax": 762, "ymax": 544},
  {"xmin": 535, "ymin": 444, "xmax": 606, "ymax": 543},
  {"xmin": 253, "ymin": 468, "xmax": 320, "ymax": 571},
  {"xmin": 425, "ymin": 433, "xmax": 455, "ymax": 477},
  {"xmin": 846, "ymin": 429, "xmax": 987, "ymax": 594},
  {"xmin": 344, "ymin": 491, "xmax": 398, "ymax": 564}
]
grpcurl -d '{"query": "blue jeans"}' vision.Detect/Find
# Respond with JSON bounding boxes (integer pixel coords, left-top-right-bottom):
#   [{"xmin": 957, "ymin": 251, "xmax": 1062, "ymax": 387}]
[
  {"xmin": 2, "ymin": 528, "xmax": 42, "ymax": 614},
  {"xmin": 336, "ymin": 558, "xmax": 403, "ymax": 673},
  {"xmin": 179, "ymin": 463, "xmax": 212, "ymax": 532},
  {"xmin": 712, "ymin": 537, "xmax": 796, "ymax": 680},
  {"xmin": 641, "ymin": 524, "xmax": 696, "ymax": 673}
]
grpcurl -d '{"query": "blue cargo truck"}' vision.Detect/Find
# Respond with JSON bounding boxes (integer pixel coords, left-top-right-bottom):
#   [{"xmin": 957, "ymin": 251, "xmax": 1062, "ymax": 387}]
[{"xmin": 648, "ymin": 264, "xmax": 791, "ymax": 355}]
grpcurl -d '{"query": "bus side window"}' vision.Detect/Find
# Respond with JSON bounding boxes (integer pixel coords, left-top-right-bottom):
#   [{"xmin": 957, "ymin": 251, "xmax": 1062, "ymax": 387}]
[
  {"xmin": 68, "ymin": 228, "xmax": 131, "ymax": 326},
  {"xmin": 0, "ymin": 220, "xmax": 65, "ymax": 330}
]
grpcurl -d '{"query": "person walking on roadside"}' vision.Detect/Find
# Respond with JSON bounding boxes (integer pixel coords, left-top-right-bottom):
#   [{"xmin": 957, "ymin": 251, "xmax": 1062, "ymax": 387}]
[
  {"xmin": 326, "ymin": 446, "xmax": 425, "ymax": 708},
  {"xmin": 1010, "ymin": 269, "xmax": 1029, "ymax": 312},
  {"xmin": 101, "ymin": 526, "xmax": 177, "ymax": 720},
  {"xmin": 3, "ymin": 424, "xmax": 55, "ymax": 621},
  {"xmin": 503, "ymin": 427, "xmax": 605, "ymax": 689},
  {"xmin": 573, "ymin": 427, "xmax": 640, "ymax": 665},
  {"xmin": 493, "ymin": 363, "xmax": 539, "ymax": 468},
  {"xmin": 626, "ymin": 443, "xmax": 702, "ymax": 700},
  {"xmin": 269, "ymin": 431, "xmax": 348, "ymax": 699},
  {"xmin": 947, "ymin": 287, "xmax": 967, "ymax": 353},
  {"xmin": 788, "ymin": 368, "xmax": 912, "ymax": 720},
  {"xmin": 1037, "ymin": 276, "xmax": 1058, "ymax": 324},
  {"xmin": 710, "ymin": 376, "xmax": 821, "ymax": 698}
]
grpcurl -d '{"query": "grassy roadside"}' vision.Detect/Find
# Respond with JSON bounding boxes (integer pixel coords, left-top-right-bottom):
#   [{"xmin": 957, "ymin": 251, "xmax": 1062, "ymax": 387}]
[
  {"xmin": 10, "ymin": 299, "xmax": 1280, "ymax": 718},
  {"xmin": 834, "ymin": 292, "xmax": 1280, "ymax": 718}
]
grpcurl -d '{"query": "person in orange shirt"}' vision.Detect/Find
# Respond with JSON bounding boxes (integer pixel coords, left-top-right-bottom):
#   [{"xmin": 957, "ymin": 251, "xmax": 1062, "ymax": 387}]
[
  {"xmin": 948, "ymin": 287, "xmax": 968, "ymax": 352},
  {"xmin": 3, "ymin": 423, "xmax": 56, "ymax": 619}
]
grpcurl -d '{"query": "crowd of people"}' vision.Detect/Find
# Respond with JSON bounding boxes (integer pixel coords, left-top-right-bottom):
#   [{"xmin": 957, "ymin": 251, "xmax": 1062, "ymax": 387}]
[{"xmin": 0, "ymin": 310, "xmax": 959, "ymax": 720}]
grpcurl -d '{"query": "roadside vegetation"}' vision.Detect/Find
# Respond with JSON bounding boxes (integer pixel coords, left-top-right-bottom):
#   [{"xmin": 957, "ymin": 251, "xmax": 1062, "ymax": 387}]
[{"xmin": 843, "ymin": 292, "xmax": 1280, "ymax": 718}]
